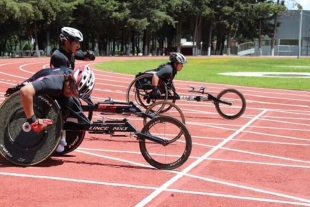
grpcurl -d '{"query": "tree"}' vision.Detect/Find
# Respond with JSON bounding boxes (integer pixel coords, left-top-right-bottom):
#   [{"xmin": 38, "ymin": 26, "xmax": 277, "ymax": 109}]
[{"xmin": 269, "ymin": 0, "xmax": 286, "ymax": 56}]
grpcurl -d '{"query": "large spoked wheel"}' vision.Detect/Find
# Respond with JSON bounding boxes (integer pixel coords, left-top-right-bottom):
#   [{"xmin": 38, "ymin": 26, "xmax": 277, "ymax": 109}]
[
  {"xmin": 143, "ymin": 101, "xmax": 185, "ymax": 125},
  {"xmin": 215, "ymin": 88, "xmax": 246, "ymax": 120},
  {"xmin": 143, "ymin": 101, "xmax": 186, "ymax": 141},
  {"xmin": 139, "ymin": 116, "xmax": 192, "ymax": 170},
  {"xmin": 126, "ymin": 74, "xmax": 168, "ymax": 110},
  {"xmin": 53, "ymin": 97, "xmax": 91, "ymax": 156},
  {"xmin": 159, "ymin": 84, "xmax": 178, "ymax": 113},
  {"xmin": 0, "ymin": 92, "xmax": 62, "ymax": 166}
]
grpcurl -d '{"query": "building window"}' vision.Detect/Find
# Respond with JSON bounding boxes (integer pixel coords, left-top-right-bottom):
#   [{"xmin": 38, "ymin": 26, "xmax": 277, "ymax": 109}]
[
  {"xmin": 255, "ymin": 39, "xmax": 275, "ymax": 46},
  {"xmin": 279, "ymin": 39, "xmax": 298, "ymax": 45}
]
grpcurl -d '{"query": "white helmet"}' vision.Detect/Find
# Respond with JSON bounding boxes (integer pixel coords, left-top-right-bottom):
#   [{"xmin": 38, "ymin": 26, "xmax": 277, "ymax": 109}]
[
  {"xmin": 73, "ymin": 66, "xmax": 95, "ymax": 98},
  {"xmin": 169, "ymin": 52, "xmax": 187, "ymax": 64},
  {"xmin": 60, "ymin": 27, "xmax": 83, "ymax": 42}
]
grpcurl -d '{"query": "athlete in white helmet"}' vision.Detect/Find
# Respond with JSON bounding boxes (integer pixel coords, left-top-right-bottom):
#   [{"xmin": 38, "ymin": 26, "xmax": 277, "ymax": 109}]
[
  {"xmin": 49, "ymin": 27, "xmax": 96, "ymax": 152},
  {"xmin": 149, "ymin": 52, "xmax": 187, "ymax": 98},
  {"xmin": 50, "ymin": 27, "xmax": 96, "ymax": 70}
]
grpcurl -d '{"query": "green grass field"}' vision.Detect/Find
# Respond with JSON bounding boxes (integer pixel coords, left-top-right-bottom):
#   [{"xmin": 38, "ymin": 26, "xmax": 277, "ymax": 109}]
[{"xmin": 94, "ymin": 57, "xmax": 310, "ymax": 90}]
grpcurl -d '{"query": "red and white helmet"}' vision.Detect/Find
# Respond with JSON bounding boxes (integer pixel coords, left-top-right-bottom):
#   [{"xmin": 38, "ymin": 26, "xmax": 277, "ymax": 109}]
[
  {"xmin": 73, "ymin": 66, "xmax": 95, "ymax": 98},
  {"xmin": 60, "ymin": 27, "xmax": 83, "ymax": 42}
]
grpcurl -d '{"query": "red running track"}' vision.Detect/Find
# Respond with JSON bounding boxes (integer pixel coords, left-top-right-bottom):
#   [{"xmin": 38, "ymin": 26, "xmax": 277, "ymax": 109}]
[{"xmin": 1, "ymin": 57, "xmax": 310, "ymax": 207}]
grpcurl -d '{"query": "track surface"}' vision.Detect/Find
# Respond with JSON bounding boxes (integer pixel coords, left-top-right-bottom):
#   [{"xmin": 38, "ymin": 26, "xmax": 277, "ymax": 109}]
[{"xmin": 1, "ymin": 57, "xmax": 310, "ymax": 207}]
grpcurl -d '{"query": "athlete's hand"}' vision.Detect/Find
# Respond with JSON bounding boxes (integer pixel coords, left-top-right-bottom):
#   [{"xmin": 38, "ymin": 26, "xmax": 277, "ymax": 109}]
[
  {"xmin": 85, "ymin": 50, "xmax": 96, "ymax": 61},
  {"xmin": 30, "ymin": 119, "xmax": 53, "ymax": 133},
  {"xmin": 151, "ymin": 86, "xmax": 161, "ymax": 98}
]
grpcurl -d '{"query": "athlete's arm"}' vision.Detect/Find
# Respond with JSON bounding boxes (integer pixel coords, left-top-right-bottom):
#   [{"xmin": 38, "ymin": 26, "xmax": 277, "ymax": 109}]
[
  {"xmin": 20, "ymin": 72, "xmax": 65, "ymax": 119},
  {"xmin": 75, "ymin": 50, "xmax": 96, "ymax": 61},
  {"xmin": 152, "ymin": 74, "xmax": 159, "ymax": 86},
  {"xmin": 20, "ymin": 84, "xmax": 35, "ymax": 119},
  {"xmin": 74, "ymin": 50, "xmax": 85, "ymax": 60}
]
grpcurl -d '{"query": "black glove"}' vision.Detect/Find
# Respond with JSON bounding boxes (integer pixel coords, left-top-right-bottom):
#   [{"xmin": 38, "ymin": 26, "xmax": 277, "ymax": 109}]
[
  {"xmin": 151, "ymin": 86, "xmax": 161, "ymax": 98},
  {"xmin": 4, "ymin": 83, "xmax": 24, "ymax": 97},
  {"xmin": 85, "ymin": 50, "xmax": 96, "ymax": 60}
]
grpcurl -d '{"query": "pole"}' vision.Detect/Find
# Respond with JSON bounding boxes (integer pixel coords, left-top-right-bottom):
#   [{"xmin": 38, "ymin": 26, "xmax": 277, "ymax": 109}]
[{"xmin": 298, "ymin": 9, "xmax": 302, "ymax": 58}]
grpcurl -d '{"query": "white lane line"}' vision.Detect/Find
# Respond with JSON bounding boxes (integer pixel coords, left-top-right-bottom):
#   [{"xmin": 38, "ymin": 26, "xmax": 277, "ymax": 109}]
[
  {"xmin": 134, "ymin": 110, "xmax": 268, "ymax": 207},
  {"xmin": 0, "ymin": 172, "xmax": 309, "ymax": 206},
  {"xmin": 195, "ymin": 142, "xmax": 310, "ymax": 164},
  {"xmin": 0, "ymin": 172, "xmax": 157, "ymax": 190},
  {"xmin": 75, "ymin": 149, "xmax": 151, "ymax": 169},
  {"xmin": 19, "ymin": 62, "xmax": 47, "ymax": 74},
  {"xmin": 77, "ymin": 147, "xmax": 310, "ymax": 169},
  {"xmin": 166, "ymin": 189, "xmax": 310, "ymax": 206},
  {"xmin": 205, "ymin": 158, "xmax": 310, "ymax": 169},
  {"xmin": 187, "ymin": 122, "xmax": 310, "ymax": 143},
  {"xmin": 186, "ymin": 174, "xmax": 310, "ymax": 204}
]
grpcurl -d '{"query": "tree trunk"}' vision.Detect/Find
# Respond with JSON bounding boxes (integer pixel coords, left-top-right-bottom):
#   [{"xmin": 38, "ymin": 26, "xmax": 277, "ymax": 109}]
[
  {"xmin": 270, "ymin": 14, "xmax": 278, "ymax": 56},
  {"xmin": 132, "ymin": 31, "xmax": 135, "ymax": 55},
  {"xmin": 46, "ymin": 31, "xmax": 51, "ymax": 56},
  {"xmin": 125, "ymin": 29, "xmax": 131, "ymax": 56},
  {"xmin": 34, "ymin": 21, "xmax": 40, "ymax": 57},
  {"xmin": 176, "ymin": 15, "xmax": 182, "ymax": 53},
  {"xmin": 207, "ymin": 23, "xmax": 213, "ymax": 56},
  {"xmin": 227, "ymin": 28, "xmax": 231, "ymax": 56},
  {"xmin": 258, "ymin": 19, "xmax": 262, "ymax": 56}
]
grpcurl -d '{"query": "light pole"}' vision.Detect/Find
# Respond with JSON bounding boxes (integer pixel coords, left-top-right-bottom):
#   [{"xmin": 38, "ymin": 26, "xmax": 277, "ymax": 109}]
[{"xmin": 298, "ymin": 9, "xmax": 302, "ymax": 58}]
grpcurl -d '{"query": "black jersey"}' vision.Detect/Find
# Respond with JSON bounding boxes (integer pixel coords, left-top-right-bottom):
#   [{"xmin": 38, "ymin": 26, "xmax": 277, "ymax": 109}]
[
  {"xmin": 155, "ymin": 63, "xmax": 176, "ymax": 83},
  {"xmin": 50, "ymin": 48, "xmax": 85, "ymax": 70},
  {"xmin": 27, "ymin": 67, "xmax": 73, "ymax": 98}
]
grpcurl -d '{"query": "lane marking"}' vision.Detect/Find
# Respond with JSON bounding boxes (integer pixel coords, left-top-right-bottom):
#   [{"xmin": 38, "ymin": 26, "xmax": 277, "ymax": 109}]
[
  {"xmin": 0, "ymin": 172, "xmax": 309, "ymax": 206},
  {"xmin": 134, "ymin": 110, "xmax": 268, "ymax": 207},
  {"xmin": 195, "ymin": 142, "xmax": 310, "ymax": 164},
  {"xmin": 186, "ymin": 173, "xmax": 310, "ymax": 204},
  {"xmin": 78, "ymin": 147, "xmax": 310, "ymax": 168},
  {"xmin": 187, "ymin": 122, "xmax": 310, "ymax": 143},
  {"xmin": 205, "ymin": 158, "xmax": 310, "ymax": 169},
  {"xmin": 75, "ymin": 149, "xmax": 151, "ymax": 169}
]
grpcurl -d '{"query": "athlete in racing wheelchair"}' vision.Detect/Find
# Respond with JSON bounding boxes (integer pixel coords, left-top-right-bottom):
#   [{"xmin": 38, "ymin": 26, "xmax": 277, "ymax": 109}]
[
  {"xmin": 126, "ymin": 52, "xmax": 187, "ymax": 112},
  {"xmin": 150, "ymin": 52, "xmax": 187, "ymax": 95},
  {"xmin": 2, "ymin": 65, "xmax": 193, "ymax": 169},
  {"xmin": 4, "ymin": 65, "xmax": 95, "ymax": 152},
  {"xmin": 146, "ymin": 52, "xmax": 187, "ymax": 99}
]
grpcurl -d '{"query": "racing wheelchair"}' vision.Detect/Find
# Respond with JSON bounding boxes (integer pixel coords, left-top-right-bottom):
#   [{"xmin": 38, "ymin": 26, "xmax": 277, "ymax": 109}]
[
  {"xmin": 0, "ymin": 92, "xmax": 192, "ymax": 170},
  {"xmin": 126, "ymin": 72, "xmax": 246, "ymax": 120}
]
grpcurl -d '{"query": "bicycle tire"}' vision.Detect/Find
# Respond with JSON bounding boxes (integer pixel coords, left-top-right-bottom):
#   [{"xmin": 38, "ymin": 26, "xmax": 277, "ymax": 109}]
[
  {"xmin": 139, "ymin": 116, "xmax": 192, "ymax": 170},
  {"xmin": 215, "ymin": 88, "xmax": 246, "ymax": 120}
]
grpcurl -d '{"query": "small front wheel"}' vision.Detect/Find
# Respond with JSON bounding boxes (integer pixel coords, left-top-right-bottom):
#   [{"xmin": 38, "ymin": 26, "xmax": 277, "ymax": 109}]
[
  {"xmin": 139, "ymin": 116, "xmax": 192, "ymax": 170},
  {"xmin": 215, "ymin": 88, "xmax": 246, "ymax": 120}
]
